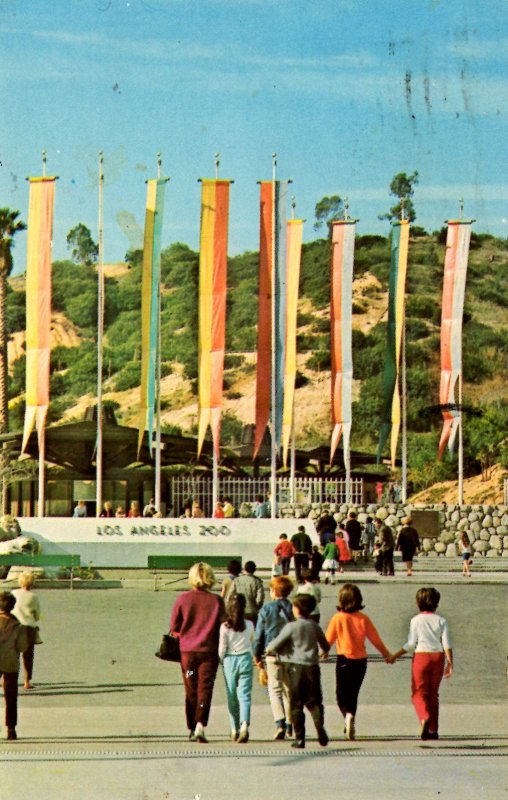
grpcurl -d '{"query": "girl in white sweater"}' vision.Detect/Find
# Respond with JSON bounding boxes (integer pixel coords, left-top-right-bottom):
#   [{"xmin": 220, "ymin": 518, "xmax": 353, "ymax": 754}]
[{"xmin": 390, "ymin": 587, "xmax": 453, "ymax": 740}]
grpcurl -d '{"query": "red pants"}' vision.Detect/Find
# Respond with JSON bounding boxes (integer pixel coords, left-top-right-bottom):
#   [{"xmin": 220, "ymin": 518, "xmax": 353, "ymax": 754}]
[
  {"xmin": 180, "ymin": 651, "xmax": 219, "ymax": 730},
  {"xmin": 411, "ymin": 652, "xmax": 445, "ymax": 732}
]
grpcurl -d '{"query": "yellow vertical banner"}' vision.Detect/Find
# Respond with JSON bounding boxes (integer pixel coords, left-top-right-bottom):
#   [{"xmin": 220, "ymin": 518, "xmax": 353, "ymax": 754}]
[
  {"xmin": 389, "ymin": 219, "xmax": 409, "ymax": 467},
  {"xmin": 281, "ymin": 219, "xmax": 303, "ymax": 465},
  {"xmin": 22, "ymin": 177, "xmax": 56, "ymax": 453},
  {"xmin": 197, "ymin": 179, "xmax": 231, "ymax": 458}
]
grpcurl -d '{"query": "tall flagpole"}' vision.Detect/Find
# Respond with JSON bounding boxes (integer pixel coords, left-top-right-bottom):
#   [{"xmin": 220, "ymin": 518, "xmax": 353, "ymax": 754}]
[
  {"xmin": 400, "ymin": 200, "xmax": 408, "ymax": 503},
  {"xmin": 344, "ymin": 199, "xmax": 352, "ymax": 504},
  {"xmin": 289, "ymin": 195, "xmax": 296, "ymax": 506},
  {"xmin": 457, "ymin": 197, "xmax": 465, "ymax": 506},
  {"xmin": 211, "ymin": 152, "xmax": 221, "ymax": 514},
  {"xmin": 96, "ymin": 151, "xmax": 104, "ymax": 516},
  {"xmin": 270, "ymin": 154, "xmax": 278, "ymax": 519},
  {"xmin": 38, "ymin": 149, "xmax": 48, "ymax": 518},
  {"xmin": 154, "ymin": 152, "xmax": 162, "ymax": 512}
]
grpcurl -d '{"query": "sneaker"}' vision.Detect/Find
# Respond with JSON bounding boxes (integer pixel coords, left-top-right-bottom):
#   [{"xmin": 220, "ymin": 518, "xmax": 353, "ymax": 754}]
[
  {"xmin": 231, "ymin": 730, "xmax": 239, "ymax": 742},
  {"xmin": 237, "ymin": 722, "xmax": 249, "ymax": 743},
  {"xmin": 420, "ymin": 719, "xmax": 430, "ymax": 740},
  {"xmin": 317, "ymin": 727, "xmax": 329, "ymax": 747},
  {"xmin": 7, "ymin": 728, "xmax": 17, "ymax": 741},
  {"xmin": 188, "ymin": 730, "xmax": 196, "ymax": 741},
  {"xmin": 427, "ymin": 732, "xmax": 439, "ymax": 740},
  {"xmin": 345, "ymin": 713, "xmax": 355, "ymax": 740},
  {"xmin": 273, "ymin": 726, "xmax": 286, "ymax": 741},
  {"xmin": 285, "ymin": 723, "xmax": 293, "ymax": 738},
  {"xmin": 194, "ymin": 723, "xmax": 208, "ymax": 743},
  {"xmin": 291, "ymin": 739, "xmax": 305, "ymax": 749}
]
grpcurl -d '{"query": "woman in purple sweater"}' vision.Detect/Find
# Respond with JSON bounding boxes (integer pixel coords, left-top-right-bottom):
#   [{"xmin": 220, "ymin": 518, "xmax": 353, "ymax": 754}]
[{"xmin": 170, "ymin": 562, "xmax": 226, "ymax": 743}]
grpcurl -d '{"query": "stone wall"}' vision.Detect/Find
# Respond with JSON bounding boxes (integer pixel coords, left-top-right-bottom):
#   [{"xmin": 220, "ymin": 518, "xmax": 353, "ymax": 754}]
[{"xmin": 277, "ymin": 501, "xmax": 508, "ymax": 559}]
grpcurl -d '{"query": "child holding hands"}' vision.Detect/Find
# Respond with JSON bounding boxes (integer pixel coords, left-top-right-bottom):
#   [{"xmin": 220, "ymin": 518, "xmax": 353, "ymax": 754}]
[
  {"xmin": 265, "ymin": 594, "xmax": 330, "ymax": 749},
  {"xmin": 389, "ymin": 587, "xmax": 453, "ymax": 740}
]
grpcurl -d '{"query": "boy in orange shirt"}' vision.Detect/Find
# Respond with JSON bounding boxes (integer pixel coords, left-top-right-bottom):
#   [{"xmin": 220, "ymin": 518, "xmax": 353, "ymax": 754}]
[
  {"xmin": 274, "ymin": 534, "xmax": 296, "ymax": 576},
  {"xmin": 325, "ymin": 583, "xmax": 393, "ymax": 740}
]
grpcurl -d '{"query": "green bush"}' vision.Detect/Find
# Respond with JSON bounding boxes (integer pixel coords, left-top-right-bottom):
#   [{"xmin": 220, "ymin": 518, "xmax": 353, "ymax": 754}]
[{"xmin": 114, "ymin": 361, "xmax": 141, "ymax": 392}]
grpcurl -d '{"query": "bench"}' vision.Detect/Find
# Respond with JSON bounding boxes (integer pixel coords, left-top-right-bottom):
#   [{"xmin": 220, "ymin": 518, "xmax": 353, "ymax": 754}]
[
  {"xmin": 0, "ymin": 554, "xmax": 81, "ymax": 589},
  {"xmin": 147, "ymin": 555, "xmax": 242, "ymax": 591}
]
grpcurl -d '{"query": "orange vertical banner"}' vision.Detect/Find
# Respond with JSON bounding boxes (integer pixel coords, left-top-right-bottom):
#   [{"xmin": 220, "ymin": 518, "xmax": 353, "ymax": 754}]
[
  {"xmin": 197, "ymin": 179, "xmax": 231, "ymax": 458},
  {"xmin": 22, "ymin": 177, "xmax": 56, "ymax": 453},
  {"xmin": 281, "ymin": 218, "xmax": 303, "ymax": 466}
]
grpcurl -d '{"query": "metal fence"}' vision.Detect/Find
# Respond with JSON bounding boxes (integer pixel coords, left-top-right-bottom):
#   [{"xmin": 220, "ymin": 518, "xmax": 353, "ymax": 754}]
[{"xmin": 170, "ymin": 476, "xmax": 364, "ymax": 517}]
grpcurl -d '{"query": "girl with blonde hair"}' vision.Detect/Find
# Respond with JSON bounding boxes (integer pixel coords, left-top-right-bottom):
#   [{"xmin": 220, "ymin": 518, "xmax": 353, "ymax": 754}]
[{"xmin": 12, "ymin": 572, "xmax": 41, "ymax": 690}]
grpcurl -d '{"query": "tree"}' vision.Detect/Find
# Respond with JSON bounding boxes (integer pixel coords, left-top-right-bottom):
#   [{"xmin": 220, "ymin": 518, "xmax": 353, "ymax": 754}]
[
  {"xmin": 66, "ymin": 224, "xmax": 99, "ymax": 266},
  {"xmin": 314, "ymin": 195, "xmax": 344, "ymax": 235},
  {"xmin": 379, "ymin": 171, "xmax": 419, "ymax": 223},
  {"xmin": 0, "ymin": 209, "xmax": 26, "ymax": 434}
]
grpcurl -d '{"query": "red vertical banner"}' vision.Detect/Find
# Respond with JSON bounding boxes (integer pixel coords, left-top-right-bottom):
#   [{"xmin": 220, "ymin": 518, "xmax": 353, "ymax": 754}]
[
  {"xmin": 438, "ymin": 220, "xmax": 472, "ymax": 458},
  {"xmin": 254, "ymin": 182, "xmax": 273, "ymax": 458}
]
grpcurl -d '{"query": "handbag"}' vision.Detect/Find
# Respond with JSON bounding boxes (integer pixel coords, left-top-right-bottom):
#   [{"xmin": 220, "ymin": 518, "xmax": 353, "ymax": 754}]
[
  {"xmin": 155, "ymin": 633, "xmax": 181, "ymax": 662},
  {"xmin": 34, "ymin": 626, "xmax": 43, "ymax": 645}
]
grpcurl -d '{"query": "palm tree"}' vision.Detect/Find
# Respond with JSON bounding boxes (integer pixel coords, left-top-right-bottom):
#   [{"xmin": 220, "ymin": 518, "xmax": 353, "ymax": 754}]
[{"xmin": 0, "ymin": 209, "xmax": 26, "ymax": 433}]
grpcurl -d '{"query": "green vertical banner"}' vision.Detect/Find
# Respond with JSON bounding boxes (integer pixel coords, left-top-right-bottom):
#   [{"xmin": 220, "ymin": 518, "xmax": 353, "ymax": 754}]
[
  {"xmin": 137, "ymin": 178, "xmax": 167, "ymax": 457},
  {"xmin": 377, "ymin": 220, "xmax": 409, "ymax": 465}
]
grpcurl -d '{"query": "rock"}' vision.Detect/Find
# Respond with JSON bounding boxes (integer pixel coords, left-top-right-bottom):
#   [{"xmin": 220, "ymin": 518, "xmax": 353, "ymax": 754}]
[
  {"xmin": 486, "ymin": 549, "xmax": 500, "ymax": 558},
  {"xmin": 450, "ymin": 510, "xmax": 461, "ymax": 523},
  {"xmin": 482, "ymin": 515, "xmax": 493, "ymax": 528},
  {"xmin": 426, "ymin": 550, "xmax": 439, "ymax": 558},
  {"xmin": 434, "ymin": 542, "xmax": 446, "ymax": 553},
  {"xmin": 472, "ymin": 540, "xmax": 489, "ymax": 553},
  {"xmin": 357, "ymin": 513, "xmax": 368, "ymax": 524},
  {"xmin": 457, "ymin": 518, "xmax": 469, "ymax": 531},
  {"xmin": 497, "ymin": 526, "xmax": 507, "ymax": 536},
  {"xmin": 489, "ymin": 535, "xmax": 501, "ymax": 550},
  {"xmin": 470, "ymin": 521, "xmax": 482, "ymax": 534},
  {"xmin": 492, "ymin": 516, "xmax": 501, "ymax": 528},
  {"xmin": 468, "ymin": 512, "xmax": 480, "ymax": 522},
  {"xmin": 385, "ymin": 515, "xmax": 398, "ymax": 527},
  {"xmin": 376, "ymin": 507, "xmax": 389, "ymax": 521},
  {"xmin": 501, "ymin": 514, "xmax": 508, "ymax": 527},
  {"xmin": 422, "ymin": 538, "xmax": 434, "ymax": 552},
  {"xmin": 480, "ymin": 531, "xmax": 490, "ymax": 541},
  {"xmin": 503, "ymin": 536, "xmax": 508, "ymax": 549},
  {"xmin": 446, "ymin": 543, "xmax": 458, "ymax": 558}
]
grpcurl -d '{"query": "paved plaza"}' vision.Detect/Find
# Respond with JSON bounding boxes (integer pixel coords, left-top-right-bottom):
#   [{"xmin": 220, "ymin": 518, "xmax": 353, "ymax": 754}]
[{"xmin": 1, "ymin": 574, "xmax": 506, "ymax": 799}]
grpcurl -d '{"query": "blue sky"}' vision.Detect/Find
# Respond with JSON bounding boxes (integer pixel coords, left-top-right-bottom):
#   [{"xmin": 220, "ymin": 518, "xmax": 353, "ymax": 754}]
[{"xmin": 1, "ymin": 0, "xmax": 506, "ymax": 273}]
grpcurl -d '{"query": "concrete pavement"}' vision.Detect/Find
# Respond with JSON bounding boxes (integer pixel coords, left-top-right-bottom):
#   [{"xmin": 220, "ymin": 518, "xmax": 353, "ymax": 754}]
[{"xmin": 0, "ymin": 576, "xmax": 506, "ymax": 799}]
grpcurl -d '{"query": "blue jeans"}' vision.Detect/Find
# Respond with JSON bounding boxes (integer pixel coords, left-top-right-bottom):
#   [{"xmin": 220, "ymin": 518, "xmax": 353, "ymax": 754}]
[{"xmin": 222, "ymin": 653, "xmax": 253, "ymax": 731}]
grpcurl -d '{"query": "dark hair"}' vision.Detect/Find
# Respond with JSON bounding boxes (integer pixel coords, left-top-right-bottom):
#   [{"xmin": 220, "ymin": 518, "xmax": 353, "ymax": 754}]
[
  {"xmin": 279, "ymin": 533, "xmax": 288, "ymax": 540},
  {"xmin": 416, "ymin": 587, "xmax": 440, "ymax": 612},
  {"xmin": 297, "ymin": 525, "xmax": 305, "ymax": 532},
  {"xmin": 366, "ymin": 516, "xmax": 373, "ymax": 522},
  {"xmin": 0, "ymin": 592, "xmax": 15, "ymax": 613},
  {"xmin": 460, "ymin": 532, "xmax": 471, "ymax": 546},
  {"xmin": 349, "ymin": 511, "xmax": 357, "ymax": 518},
  {"xmin": 270, "ymin": 575, "xmax": 294, "ymax": 597},
  {"xmin": 225, "ymin": 594, "xmax": 246, "ymax": 632},
  {"xmin": 338, "ymin": 583, "xmax": 364, "ymax": 613},
  {"xmin": 292, "ymin": 593, "xmax": 316, "ymax": 618},
  {"xmin": 244, "ymin": 560, "xmax": 256, "ymax": 574},
  {"xmin": 301, "ymin": 568, "xmax": 313, "ymax": 581},
  {"xmin": 227, "ymin": 559, "xmax": 242, "ymax": 577}
]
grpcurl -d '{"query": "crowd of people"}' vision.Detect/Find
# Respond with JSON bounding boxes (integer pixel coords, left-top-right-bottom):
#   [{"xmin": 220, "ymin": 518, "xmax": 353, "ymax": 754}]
[
  {"xmin": 168, "ymin": 562, "xmax": 453, "ymax": 747},
  {"xmin": 272, "ymin": 512, "xmax": 423, "ymax": 583}
]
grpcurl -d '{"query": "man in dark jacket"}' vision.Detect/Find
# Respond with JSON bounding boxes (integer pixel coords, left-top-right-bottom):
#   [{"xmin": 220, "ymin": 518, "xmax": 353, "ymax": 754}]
[
  {"xmin": 375, "ymin": 518, "xmax": 395, "ymax": 576},
  {"xmin": 316, "ymin": 511, "xmax": 337, "ymax": 547},
  {"xmin": 290, "ymin": 526, "xmax": 314, "ymax": 584},
  {"xmin": 345, "ymin": 511, "xmax": 363, "ymax": 564}
]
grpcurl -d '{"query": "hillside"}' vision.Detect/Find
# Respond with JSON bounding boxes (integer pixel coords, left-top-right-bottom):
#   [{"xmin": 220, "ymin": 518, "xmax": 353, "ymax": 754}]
[{"xmin": 6, "ymin": 232, "xmax": 508, "ymax": 493}]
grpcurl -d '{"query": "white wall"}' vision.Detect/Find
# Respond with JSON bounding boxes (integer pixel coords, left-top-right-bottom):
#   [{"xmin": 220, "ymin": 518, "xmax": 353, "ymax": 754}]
[{"xmin": 18, "ymin": 518, "xmax": 318, "ymax": 568}]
